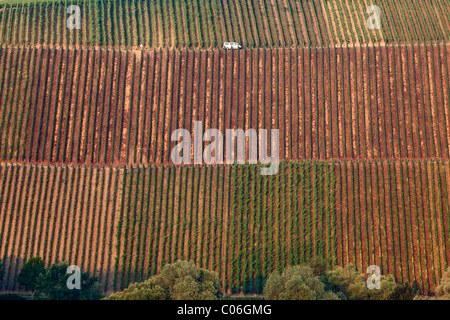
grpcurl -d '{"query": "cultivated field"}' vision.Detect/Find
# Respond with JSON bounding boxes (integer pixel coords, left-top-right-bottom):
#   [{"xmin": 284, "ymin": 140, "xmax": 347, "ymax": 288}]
[
  {"xmin": 0, "ymin": 0, "xmax": 449, "ymax": 48},
  {"xmin": 1, "ymin": 161, "xmax": 448, "ymax": 294},
  {"xmin": 0, "ymin": 164, "xmax": 124, "ymax": 292},
  {"xmin": 0, "ymin": 0, "xmax": 449, "ymax": 297},
  {"xmin": 1, "ymin": 44, "xmax": 450, "ymax": 165}
]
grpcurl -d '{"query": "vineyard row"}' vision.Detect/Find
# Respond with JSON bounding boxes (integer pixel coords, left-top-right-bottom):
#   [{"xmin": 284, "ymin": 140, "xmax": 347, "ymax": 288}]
[
  {"xmin": 0, "ymin": 0, "xmax": 449, "ymax": 49},
  {"xmin": 0, "ymin": 160, "xmax": 449, "ymax": 294},
  {"xmin": 1, "ymin": 44, "xmax": 450, "ymax": 165}
]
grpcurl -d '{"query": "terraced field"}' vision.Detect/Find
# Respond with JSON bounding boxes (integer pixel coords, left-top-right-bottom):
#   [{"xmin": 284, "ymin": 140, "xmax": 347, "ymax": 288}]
[
  {"xmin": 1, "ymin": 44, "xmax": 450, "ymax": 165},
  {"xmin": 1, "ymin": 160, "xmax": 449, "ymax": 294},
  {"xmin": 0, "ymin": 0, "xmax": 449, "ymax": 48}
]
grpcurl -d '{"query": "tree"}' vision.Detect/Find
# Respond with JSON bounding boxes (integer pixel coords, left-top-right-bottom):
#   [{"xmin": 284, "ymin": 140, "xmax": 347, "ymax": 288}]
[
  {"xmin": 388, "ymin": 283, "xmax": 415, "ymax": 300},
  {"xmin": 416, "ymin": 268, "xmax": 450, "ymax": 300},
  {"xmin": 17, "ymin": 257, "xmax": 45, "ymax": 291},
  {"xmin": 263, "ymin": 265, "xmax": 340, "ymax": 300},
  {"xmin": 324, "ymin": 264, "xmax": 414, "ymax": 300},
  {"xmin": 324, "ymin": 263, "xmax": 360, "ymax": 298},
  {"xmin": 264, "ymin": 262, "xmax": 415, "ymax": 300},
  {"xmin": 106, "ymin": 260, "xmax": 222, "ymax": 300},
  {"xmin": 345, "ymin": 273, "xmax": 398, "ymax": 300},
  {"xmin": 309, "ymin": 257, "xmax": 328, "ymax": 277},
  {"xmin": 435, "ymin": 267, "xmax": 450, "ymax": 300},
  {"xmin": 35, "ymin": 262, "xmax": 103, "ymax": 300}
]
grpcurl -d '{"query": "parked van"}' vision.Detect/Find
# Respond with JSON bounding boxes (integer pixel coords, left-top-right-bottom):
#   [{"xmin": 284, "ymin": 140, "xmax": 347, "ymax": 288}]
[{"xmin": 223, "ymin": 42, "xmax": 242, "ymax": 50}]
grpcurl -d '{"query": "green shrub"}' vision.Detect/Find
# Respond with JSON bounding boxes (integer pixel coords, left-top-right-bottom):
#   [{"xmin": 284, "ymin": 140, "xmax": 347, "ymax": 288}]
[
  {"xmin": 106, "ymin": 260, "xmax": 222, "ymax": 300},
  {"xmin": 35, "ymin": 262, "xmax": 103, "ymax": 300},
  {"xmin": 264, "ymin": 261, "xmax": 416, "ymax": 300},
  {"xmin": 17, "ymin": 257, "xmax": 45, "ymax": 292},
  {"xmin": 388, "ymin": 283, "xmax": 416, "ymax": 300},
  {"xmin": 263, "ymin": 265, "xmax": 340, "ymax": 300},
  {"xmin": 324, "ymin": 264, "xmax": 415, "ymax": 300}
]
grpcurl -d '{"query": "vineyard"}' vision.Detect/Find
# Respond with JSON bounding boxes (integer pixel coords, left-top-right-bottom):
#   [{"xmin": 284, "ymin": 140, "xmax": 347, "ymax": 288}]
[
  {"xmin": 0, "ymin": 0, "xmax": 449, "ymax": 298},
  {"xmin": 0, "ymin": 164, "xmax": 124, "ymax": 292},
  {"xmin": 0, "ymin": 161, "xmax": 449, "ymax": 294},
  {"xmin": 0, "ymin": 0, "xmax": 449, "ymax": 48},
  {"xmin": 1, "ymin": 44, "xmax": 450, "ymax": 165}
]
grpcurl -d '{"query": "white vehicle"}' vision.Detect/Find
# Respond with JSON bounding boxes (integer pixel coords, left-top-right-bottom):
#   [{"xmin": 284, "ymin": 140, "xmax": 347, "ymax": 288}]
[{"xmin": 223, "ymin": 42, "xmax": 242, "ymax": 50}]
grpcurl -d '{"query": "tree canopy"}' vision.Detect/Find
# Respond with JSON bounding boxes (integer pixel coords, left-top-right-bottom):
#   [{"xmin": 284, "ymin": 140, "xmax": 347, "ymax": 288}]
[
  {"xmin": 325, "ymin": 264, "xmax": 414, "ymax": 300},
  {"xmin": 17, "ymin": 257, "xmax": 102, "ymax": 300},
  {"xmin": 35, "ymin": 262, "xmax": 103, "ymax": 300},
  {"xmin": 263, "ymin": 264, "xmax": 340, "ymax": 300},
  {"xmin": 263, "ymin": 261, "xmax": 415, "ymax": 300},
  {"xmin": 106, "ymin": 260, "xmax": 222, "ymax": 300},
  {"xmin": 17, "ymin": 257, "xmax": 45, "ymax": 291}
]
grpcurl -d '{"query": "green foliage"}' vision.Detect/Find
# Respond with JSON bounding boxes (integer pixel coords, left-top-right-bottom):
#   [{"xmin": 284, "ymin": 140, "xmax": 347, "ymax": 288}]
[
  {"xmin": 265, "ymin": 262, "xmax": 417, "ymax": 300},
  {"xmin": 35, "ymin": 262, "xmax": 103, "ymax": 300},
  {"xmin": 107, "ymin": 280, "xmax": 167, "ymax": 300},
  {"xmin": 229, "ymin": 162, "xmax": 335, "ymax": 293},
  {"xmin": 309, "ymin": 257, "xmax": 328, "ymax": 278},
  {"xmin": 106, "ymin": 260, "xmax": 222, "ymax": 300},
  {"xmin": 324, "ymin": 264, "xmax": 415, "ymax": 300},
  {"xmin": 17, "ymin": 258, "xmax": 102, "ymax": 300},
  {"xmin": 17, "ymin": 257, "xmax": 45, "ymax": 291},
  {"xmin": 387, "ymin": 283, "xmax": 416, "ymax": 300},
  {"xmin": 263, "ymin": 264, "xmax": 340, "ymax": 300},
  {"xmin": 2, "ymin": 0, "xmax": 447, "ymax": 48}
]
